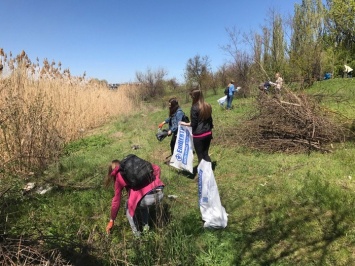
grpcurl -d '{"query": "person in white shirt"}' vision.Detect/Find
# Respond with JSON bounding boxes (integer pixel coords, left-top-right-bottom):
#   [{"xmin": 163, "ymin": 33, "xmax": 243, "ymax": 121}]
[
  {"xmin": 269, "ymin": 72, "xmax": 283, "ymax": 93},
  {"xmin": 344, "ymin": 65, "xmax": 353, "ymax": 78}
]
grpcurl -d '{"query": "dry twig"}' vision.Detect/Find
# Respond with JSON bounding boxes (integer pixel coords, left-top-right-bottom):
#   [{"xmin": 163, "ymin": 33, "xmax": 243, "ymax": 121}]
[{"xmin": 0, "ymin": 236, "xmax": 71, "ymax": 266}]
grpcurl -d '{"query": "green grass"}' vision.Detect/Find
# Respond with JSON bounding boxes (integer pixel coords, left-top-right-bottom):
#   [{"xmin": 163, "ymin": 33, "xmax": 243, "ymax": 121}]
[
  {"xmin": 2, "ymin": 80, "xmax": 355, "ymax": 265},
  {"xmin": 308, "ymin": 78, "xmax": 355, "ymax": 120}
]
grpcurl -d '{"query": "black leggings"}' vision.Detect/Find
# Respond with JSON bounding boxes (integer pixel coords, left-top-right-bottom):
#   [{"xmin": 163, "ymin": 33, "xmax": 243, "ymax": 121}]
[
  {"xmin": 170, "ymin": 134, "xmax": 177, "ymax": 155},
  {"xmin": 193, "ymin": 134, "xmax": 212, "ymax": 163}
]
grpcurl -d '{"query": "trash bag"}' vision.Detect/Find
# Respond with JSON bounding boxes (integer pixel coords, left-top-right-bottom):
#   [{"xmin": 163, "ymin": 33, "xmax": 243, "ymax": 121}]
[
  {"xmin": 169, "ymin": 125, "xmax": 194, "ymax": 173},
  {"xmin": 198, "ymin": 159, "xmax": 228, "ymax": 229},
  {"xmin": 217, "ymin": 95, "xmax": 227, "ymax": 106},
  {"xmin": 156, "ymin": 129, "xmax": 168, "ymax": 142}
]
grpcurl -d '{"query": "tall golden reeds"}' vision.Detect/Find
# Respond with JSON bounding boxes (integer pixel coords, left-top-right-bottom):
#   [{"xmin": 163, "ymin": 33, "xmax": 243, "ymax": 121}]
[{"xmin": 0, "ymin": 49, "xmax": 139, "ymax": 176}]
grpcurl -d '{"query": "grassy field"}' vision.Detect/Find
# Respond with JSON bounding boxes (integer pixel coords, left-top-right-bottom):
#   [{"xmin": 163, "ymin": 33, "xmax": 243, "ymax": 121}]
[{"xmin": 2, "ymin": 79, "xmax": 355, "ymax": 265}]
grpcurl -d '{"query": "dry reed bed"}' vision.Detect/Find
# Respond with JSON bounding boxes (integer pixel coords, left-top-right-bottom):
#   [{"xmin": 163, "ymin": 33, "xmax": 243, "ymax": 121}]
[
  {"xmin": 0, "ymin": 56, "xmax": 139, "ymax": 175},
  {"xmin": 0, "ymin": 49, "xmax": 145, "ymax": 264}
]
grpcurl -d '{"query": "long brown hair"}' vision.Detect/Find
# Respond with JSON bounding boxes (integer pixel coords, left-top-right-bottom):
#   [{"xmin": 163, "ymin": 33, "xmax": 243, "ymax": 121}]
[
  {"xmin": 168, "ymin": 97, "xmax": 179, "ymax": 117},
  {"xmin": 189, "ymin": 89, "xmax": 212, "ymax": 120},
  {"xmin": 104, "ymin": 159, "xmax": 120, "ymax": 188}
]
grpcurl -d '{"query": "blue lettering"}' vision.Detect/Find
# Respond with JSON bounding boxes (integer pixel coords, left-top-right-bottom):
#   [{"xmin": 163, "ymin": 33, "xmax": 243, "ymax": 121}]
[
  {"xmin": 182, "ymin": 129, "xmax": 190, "ymax": 164},
  {"xmin": 177, "ymin": 127, "xmax": 185, "ymax": 153},
  {"xmin": 198, "ymin": 169, "xmax": 203, "ymax": 205}
]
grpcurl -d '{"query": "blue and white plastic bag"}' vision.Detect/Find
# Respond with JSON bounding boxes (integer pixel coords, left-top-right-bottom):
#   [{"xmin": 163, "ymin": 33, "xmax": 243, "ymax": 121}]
[
  {"xmin": 170, "ymin": 125, "xmax": 194, "ymax": 173},
  {"xmin": 198, "ymin": 159, "xmax": 228, "ymax": 228}
]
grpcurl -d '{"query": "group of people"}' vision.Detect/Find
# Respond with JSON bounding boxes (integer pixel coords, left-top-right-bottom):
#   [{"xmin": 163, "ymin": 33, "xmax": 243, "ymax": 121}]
[
  {"xmin": 105, "ymin": 85, "xmax": 214, "ymax": 237},
  {"xmin": 159, "ymin": 89, "xmax": 213, "ymax": 163},
  {"xmin": 105, "ymin": 73, "xmax": 286, "ymax": 236}
]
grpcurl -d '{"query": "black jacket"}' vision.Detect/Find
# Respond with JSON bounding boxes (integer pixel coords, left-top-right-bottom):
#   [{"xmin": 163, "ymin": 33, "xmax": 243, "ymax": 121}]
[{"xmin": 190, "ymin": 104, "xmax": 213, "ymax": 135}]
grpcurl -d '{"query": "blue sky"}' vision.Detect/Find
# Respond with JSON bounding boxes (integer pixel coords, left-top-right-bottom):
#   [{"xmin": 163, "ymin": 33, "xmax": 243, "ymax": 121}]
[{"xmin": 1, "ymin": 0, "xmax": 301, "ymax": 84}]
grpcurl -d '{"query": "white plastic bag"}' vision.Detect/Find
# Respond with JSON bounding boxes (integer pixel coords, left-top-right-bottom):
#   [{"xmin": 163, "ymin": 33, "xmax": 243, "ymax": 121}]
[
  {"xmin": 198, "ymin": 159, "xmax": 228, "ymax": 228},
  {"xmin": 170, "ymin": 125, "xmax": 194, "ymax": 173},
  {"xmin": 217, "ymin": 95, "xmax": 227, "ymax": 106}
]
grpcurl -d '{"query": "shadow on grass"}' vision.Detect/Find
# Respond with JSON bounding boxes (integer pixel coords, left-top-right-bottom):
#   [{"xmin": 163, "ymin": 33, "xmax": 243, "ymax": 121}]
[
  {"xmin": 176, "ymin": 160, "xmax": 218, "ymax": 180},
  {"xmin": 48, "ymin": 202, "xmax": 174, "ymax": 265},
  {"xmin": 228, "ymin": 179, "xmax": 355, "ymax": 265},
  {"xmin": 59, "ymin": 244, "xmax": 105, "ymax": 266},
  {"xmin": 128, "ymin": 208, "xmax": 202, "ymax": 265},
  {"xmin": 135, "ymin": 202, "xmax": 172, "ymax": 231},
  {"xmin": 232, "ymin": 206, "xmax": 350, "ymax": 265}
]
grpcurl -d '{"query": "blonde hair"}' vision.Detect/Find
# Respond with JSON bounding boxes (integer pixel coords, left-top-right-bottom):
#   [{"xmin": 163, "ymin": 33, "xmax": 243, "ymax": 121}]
[{"xmin": 104, "ymin": 159, "xmax": 120, "ymax": 188}]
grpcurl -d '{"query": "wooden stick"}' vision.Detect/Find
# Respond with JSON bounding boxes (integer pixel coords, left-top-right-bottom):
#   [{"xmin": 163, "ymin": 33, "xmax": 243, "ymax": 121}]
[{"xmin": 280, "ymin": 100, "xmax": 301, "ymax": 107}]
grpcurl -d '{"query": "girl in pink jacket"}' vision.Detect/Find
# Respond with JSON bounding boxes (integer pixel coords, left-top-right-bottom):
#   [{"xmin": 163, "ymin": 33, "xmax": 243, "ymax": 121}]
[{"xmin": 105, "ymin": 160, "xmax": 164, "ymax": 237}]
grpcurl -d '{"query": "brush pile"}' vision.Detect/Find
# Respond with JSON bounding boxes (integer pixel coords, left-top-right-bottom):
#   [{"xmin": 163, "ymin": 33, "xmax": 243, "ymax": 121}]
[
  {"xmin": 238, "ymin": 90, "xmax": 348, "ymax": 153},
  {"xmin": 0, "ymin": 236, "xmax": 71, "ymax": 266}
]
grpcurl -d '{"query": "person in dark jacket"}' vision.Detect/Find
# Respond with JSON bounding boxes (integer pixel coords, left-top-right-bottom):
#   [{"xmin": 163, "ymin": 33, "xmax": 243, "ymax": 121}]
[
  {"xmin": 158, "ymin": 97, "xmax": 187, "ymax": 156},
  {"xmin": 180, "ymin": 89, "xmax": 213, "ymax": 163}
]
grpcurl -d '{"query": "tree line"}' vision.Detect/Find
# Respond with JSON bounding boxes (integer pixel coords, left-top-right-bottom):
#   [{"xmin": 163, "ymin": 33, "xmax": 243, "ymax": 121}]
[{"xmin": 135, "ymin": 0, "xmax": 355, "ymax": 99}]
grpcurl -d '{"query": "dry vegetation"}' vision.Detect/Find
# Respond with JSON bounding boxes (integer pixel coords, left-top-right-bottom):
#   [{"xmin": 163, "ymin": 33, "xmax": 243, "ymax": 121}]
[
  {"xmin": 0, "ymin": 49, "xmax": 145, "ymax": 264},
  {"xmin": 0, "ymin": 49, "xmax": 141, "ymax": 176},
  {"xmin": 238, "ymin": 89, "xmax": 350, "ymax": 153},
  {"xmin": 0, "ymin": 237, "xmax": 71, "ymax": 266}
]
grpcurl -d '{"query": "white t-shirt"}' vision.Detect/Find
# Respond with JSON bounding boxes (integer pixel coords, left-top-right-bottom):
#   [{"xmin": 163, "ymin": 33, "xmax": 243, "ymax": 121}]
[{"xmin": 344, "ymin": 65, "xmax": 353, "ymax": 73}]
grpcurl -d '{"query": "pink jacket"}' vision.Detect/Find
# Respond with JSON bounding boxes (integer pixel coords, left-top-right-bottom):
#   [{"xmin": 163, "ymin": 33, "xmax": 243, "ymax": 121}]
[{"xmin": 110, "ymin": 164, "xmax": 164, "ymax": 219}]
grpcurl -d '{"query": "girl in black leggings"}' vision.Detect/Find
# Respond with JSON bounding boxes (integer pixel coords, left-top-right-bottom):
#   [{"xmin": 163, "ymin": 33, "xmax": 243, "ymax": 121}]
[{"xmin": 180, "ymin": 88, "xmax": 213, "ymax": 163}]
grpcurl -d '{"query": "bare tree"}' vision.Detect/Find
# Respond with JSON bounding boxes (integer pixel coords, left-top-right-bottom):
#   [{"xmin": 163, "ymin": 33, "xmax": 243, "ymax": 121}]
[
  {"xmin": 166, "ymin": 78, "xmax": 179, "ymax": 90},
  {"xmin": 215, "ymin": 63, "xmax": 229, "ymax": 88},
  {"xmin": 221, "ymin": 28, "xmax": 253, "ymax": 95},
  {"xmin": 184, "ymin": 54, "xmax": 212, "ymax": 90},
  {"xmin": 135, "ymin": 67, "xmax": 168, "ymax": 99}
]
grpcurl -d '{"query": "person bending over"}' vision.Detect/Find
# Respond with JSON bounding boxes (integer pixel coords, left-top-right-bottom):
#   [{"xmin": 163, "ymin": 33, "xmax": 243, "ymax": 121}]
[{"xmin": 105, "ymin": 159, "xmax": 164, "ymax": 237}]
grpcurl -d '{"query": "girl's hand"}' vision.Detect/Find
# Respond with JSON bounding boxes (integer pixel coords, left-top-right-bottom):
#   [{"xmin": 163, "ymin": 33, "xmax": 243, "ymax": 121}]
[
  {"xmin": 106, "ymin": 220, "xmax": 114, "ymax": 234},
  {"xmin": 179, "ymin": 122, "xmax": 190, "ymax": 126}
]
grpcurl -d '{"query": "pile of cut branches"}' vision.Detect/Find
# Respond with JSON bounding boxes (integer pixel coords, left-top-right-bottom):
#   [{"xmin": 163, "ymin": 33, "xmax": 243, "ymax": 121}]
[{"xmin": 238, "ymin": 90, "xmax": 348, "ymax": 153}]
